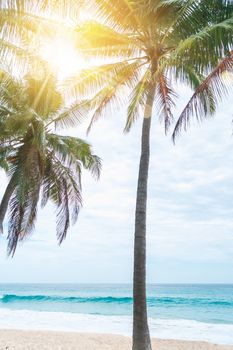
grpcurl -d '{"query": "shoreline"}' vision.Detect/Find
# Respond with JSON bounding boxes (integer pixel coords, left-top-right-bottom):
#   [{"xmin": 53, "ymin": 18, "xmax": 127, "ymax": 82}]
[
  {"xmin": 0, "ymin": 330, "xmax": 232, "ymax": 350},
  {"xmin": 0, "ymin": 308, "xmax": 232, "ymax": 345}
]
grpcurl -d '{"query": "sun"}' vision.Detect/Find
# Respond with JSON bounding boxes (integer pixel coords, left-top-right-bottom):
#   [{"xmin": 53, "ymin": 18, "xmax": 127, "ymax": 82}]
[{"xmin": 40, "ymin": 36, "xmax": 86, "ymax": 79}]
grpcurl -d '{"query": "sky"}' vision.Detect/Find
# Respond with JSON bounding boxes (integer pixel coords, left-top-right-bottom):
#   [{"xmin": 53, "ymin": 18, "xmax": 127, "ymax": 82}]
[{"xmin": 0, "ymin": 84, "xmax": 233, "ymax": 284}]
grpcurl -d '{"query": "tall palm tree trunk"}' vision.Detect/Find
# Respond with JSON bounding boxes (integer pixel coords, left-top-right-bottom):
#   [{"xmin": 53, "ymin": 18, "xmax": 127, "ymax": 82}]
[
  {"xmin": 0, "ymin": 176, "xmax": 15, "ymax": 233},
  {"xmin": 132, "ymin": 84, "xmax": 156, "ymax": 350}
]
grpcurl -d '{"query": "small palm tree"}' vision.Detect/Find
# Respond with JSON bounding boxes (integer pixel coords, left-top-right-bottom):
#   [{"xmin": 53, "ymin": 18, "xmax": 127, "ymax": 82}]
[
  {"xmin": 61, "ymin": 1, "xmax": 233, "ymax": 349},
  {"xmin": 0, "ymin": 70, "xmax": 101, "ymax": 256}
]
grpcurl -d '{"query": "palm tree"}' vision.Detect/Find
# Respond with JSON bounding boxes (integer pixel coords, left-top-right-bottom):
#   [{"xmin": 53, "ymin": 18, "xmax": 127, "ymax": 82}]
[
  {"xmin": 0, "ymin": 70, "xmax": 101, "ymax": 256},
  {"xmin": 61, "ymin": 1, "xmax": 233, "ymax": 349}
]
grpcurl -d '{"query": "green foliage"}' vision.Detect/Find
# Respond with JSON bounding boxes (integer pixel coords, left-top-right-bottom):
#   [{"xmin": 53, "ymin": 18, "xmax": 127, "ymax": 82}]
[
  {"xmin": 124, "ymin": 69, "xmax": 151, "ymax": 132},
  {"xmin": 1, "ymin": 0, "xmax": 233, "ymax": 254},
  {"xmin": 0, "ymin": 73, "xmax": 101, "ymax": 256},
  {"xmin": 64, "ymin": 0, "xmax": 233, "ymax": 134},
  {"xmin": 173, "ymin": 51, "xmax": 233, "ymax": 140}
]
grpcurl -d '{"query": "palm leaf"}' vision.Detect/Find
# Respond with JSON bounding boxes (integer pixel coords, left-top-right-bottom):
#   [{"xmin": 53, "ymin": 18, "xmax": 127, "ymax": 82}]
[
  {"xmin": 156, "ymin": 73, "xmax": 176, "ymax": 134},
  {"xmin": 43, "ymin": 153, "xmax": 82, "ymax": 243},
  {"xmin": 170, "ymin": 16, "xmax": 233, "ymax": 66},
  {"xmin": 124, "ymin": 68, "xmax": 151, "ymax": 132},
  {"xmin": 172, "ymin": 51, "xmax": 233, "ymax": 141},
  {"xmin": 63, "ymin": 60, "xmax": 147, "ymax": 100},
  {"xmin": 88, "ymin": 0, "xmax": 144, "ymax": 32},
  {"xmin": 75, "ymin": 20, "xmax": 140, "ymax": 59},
  {"xmin": 87, "ymin": 60, "xmax": 144, "ymax": 132},
  {"xmin": 50, "ymin": 100, "xmax": 89, "ymax": 129},
  {"xmin": 47, "ymin": 133, "xmax": 101, "ymax": 179},
  {"xmin": 7, "ymin": 142, "xmax": 42, "ymax": 256}
]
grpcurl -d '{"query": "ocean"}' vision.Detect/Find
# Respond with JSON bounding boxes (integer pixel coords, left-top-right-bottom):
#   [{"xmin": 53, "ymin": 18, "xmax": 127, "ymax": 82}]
[{"xmin": 0, "ymin": 284, "xmax": 232, "ymax": 345}]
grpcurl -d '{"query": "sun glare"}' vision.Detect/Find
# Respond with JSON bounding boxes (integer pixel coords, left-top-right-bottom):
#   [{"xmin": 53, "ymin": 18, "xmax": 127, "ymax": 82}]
[{"xmin": 40, "ymin": 37, "xmax": 86, "ymax": 79}]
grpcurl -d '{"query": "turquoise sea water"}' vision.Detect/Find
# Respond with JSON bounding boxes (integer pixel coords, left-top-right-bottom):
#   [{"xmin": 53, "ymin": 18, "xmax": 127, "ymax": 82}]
[{"xmin": 0, "ymin": 284, "xmax": 232, "ymax": 344}]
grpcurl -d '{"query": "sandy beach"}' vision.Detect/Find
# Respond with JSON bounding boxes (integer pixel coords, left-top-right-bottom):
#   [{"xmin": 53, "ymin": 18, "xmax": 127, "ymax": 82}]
[{"xmin": 0, "ymin": 330, "xmax": 232, "ymax": 350}]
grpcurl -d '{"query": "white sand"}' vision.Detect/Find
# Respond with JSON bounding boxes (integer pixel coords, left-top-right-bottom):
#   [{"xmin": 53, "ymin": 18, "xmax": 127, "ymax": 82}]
[{"xmin": 0, "ymin": 330, "xmax": 232, "ymax": 350}]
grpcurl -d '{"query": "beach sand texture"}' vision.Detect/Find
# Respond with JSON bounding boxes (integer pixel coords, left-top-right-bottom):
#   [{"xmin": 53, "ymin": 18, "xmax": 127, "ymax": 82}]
[{"xmin": 0, "ymin": 330, "xmax": 232, "ymax": 350}]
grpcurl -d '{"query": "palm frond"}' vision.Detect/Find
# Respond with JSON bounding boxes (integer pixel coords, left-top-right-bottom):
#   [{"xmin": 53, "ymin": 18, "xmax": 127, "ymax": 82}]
[
  {"xmin": 0, "ymin": 0, "xmax": 81, "ymax": 19},
  {"xmin": 87, "ymin": 60, "xmax": 144, "ymax": 132},
  {"xmin": 174, "ymin": 65, "xmax": 204, "ymax": 90},
  {"xmin": 88, "ymin": 0, "xmax": 145, "ymax": 32},
  {"xmin": 170, "ymin": 16, "xmax": 233, "ymax": 68},
  {"xmin": 124, "ymin": 68, "xmax": 151, "ymax": 132},
  {"xmin": 63, "ymin": 60, "xmax": 147, "ymax": 100},
  {"xmin": 156, "ymin": 73, "xmax": 176, "ymax": 134},
  {"xmin": 172, "ymin": 51, "xmax": 233, "ymax": 141},
  {"xmin": 51, "ymin": 100, "xmax": 89, "ymax": 129},
  {"xmin": 75, "ymin": 20, "xmax": 141, "ymax": 59},
  {"xmin": 47, "ymin": 134, "xmax": 102, "ymax": 179},
  {"xmin": 43, "ymin": 153, "xmax": 82, "ymax": 244},
  {"xmin": 161, "ymin": 0, "xmax": 232, "ymax": 41},
  {"xmin": 0, "ymin": 150, "xmax": 9, "ymax": 170},
  {"xmin": 0, "ymin": 173, "xmax": 16, "ymax": 233},
  {"xmin": 0, "ymin": 8, "xmax": 61, "ymax": 41},
  {"xmin": 7, "ymin": 142, "xmax": 42, "ymax": 256}
]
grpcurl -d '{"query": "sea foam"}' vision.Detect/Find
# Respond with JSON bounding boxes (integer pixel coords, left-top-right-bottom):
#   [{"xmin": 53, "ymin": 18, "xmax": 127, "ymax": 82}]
[{"xmin": 0, "ymin": 308, "xmax": 232, "ymax": 345}]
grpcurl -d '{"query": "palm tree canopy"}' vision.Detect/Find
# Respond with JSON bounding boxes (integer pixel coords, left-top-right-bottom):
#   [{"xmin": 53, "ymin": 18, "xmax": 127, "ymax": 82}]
[
  {"xmin": 0, "ymin": 71, "xmax": 101, "ymax": 256},
  {"xmin": 62, "ymin": 0, "xmax": 233, "ymax": 135}
]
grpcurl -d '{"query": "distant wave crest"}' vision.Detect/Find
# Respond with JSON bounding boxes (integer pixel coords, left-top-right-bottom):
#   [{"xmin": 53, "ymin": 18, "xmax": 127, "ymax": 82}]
[
  {"xmin": 0, "ymin": 294, "xmax": 132, "ymax": 304},
  {"xmin": 0, "ymin": 294, "xmax": 232, "ymax": 307}
]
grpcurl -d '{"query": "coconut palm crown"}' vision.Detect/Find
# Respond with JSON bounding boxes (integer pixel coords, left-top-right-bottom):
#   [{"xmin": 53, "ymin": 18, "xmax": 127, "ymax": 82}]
[
  {"xmin": 61, "ymin": 1, "xmax": 233, "ymax": 350},
  {"xmin": 0, "ymin": 70, "xmax": 101, "ymax": 257}
]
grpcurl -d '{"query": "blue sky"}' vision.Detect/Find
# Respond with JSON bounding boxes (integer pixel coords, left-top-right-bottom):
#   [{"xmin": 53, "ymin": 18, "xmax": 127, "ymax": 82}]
[{"xmin": 0, "ymin": 84, "xmax": 233, "ymax": 283}]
